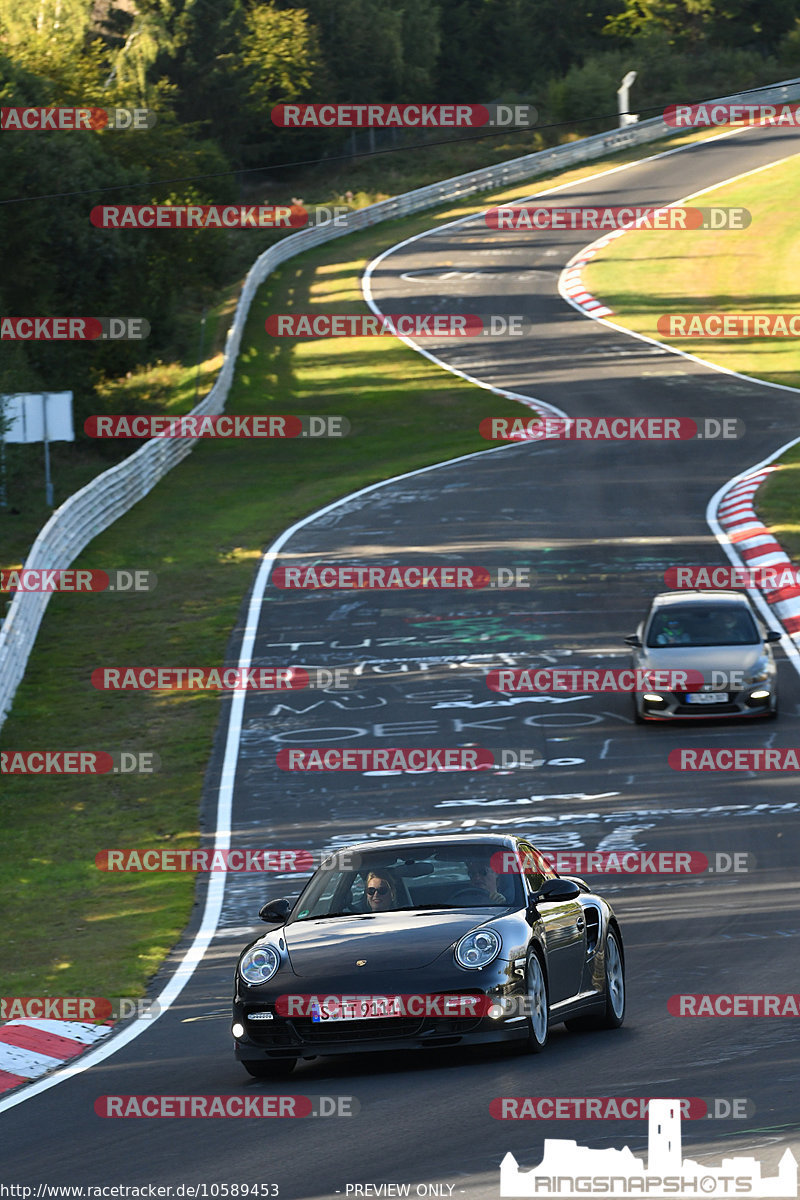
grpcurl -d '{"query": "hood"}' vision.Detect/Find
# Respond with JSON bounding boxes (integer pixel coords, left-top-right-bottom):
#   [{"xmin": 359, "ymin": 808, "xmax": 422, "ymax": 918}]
[
  {"xmin": 638, "ymin": 644, "xmax": 766, "ymax": 682},
  {"xmin": 283, "ymin": 909, "xmax": 497, "ymax": 976}
]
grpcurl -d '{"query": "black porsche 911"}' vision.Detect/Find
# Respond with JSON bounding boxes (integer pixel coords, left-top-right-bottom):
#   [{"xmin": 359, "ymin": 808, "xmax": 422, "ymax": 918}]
[{"xmin": 231, "ymin": 833, "xmax": 625, "ymax": 1077}]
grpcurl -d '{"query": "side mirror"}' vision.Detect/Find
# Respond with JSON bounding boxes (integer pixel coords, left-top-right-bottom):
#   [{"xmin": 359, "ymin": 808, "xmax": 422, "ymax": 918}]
[
  {"xmin": 765, "ymin": 630, "xmax": 782, "ymax": 643},
  {"xmin": 531, "ymin": 877, "xmax": 582, "ymax": 903},
  {"xmin": 624, "ymin": 634, "xmax": 642, "ymax": 647},
  {"xmin": 259, "ymin": 898, "xmax": 292, "ymax": 924}
]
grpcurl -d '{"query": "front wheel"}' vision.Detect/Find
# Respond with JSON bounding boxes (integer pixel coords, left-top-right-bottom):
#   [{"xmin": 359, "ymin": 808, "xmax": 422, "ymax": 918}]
[
  {"xmin": 242, "ymin": 1058, "xmax": 297, "ymax": 1079},
  {"xmin": 523, "ymin": 951, "xmax": 549, "ymax": 1053},
  {"xmin": 600, "ymin": 930, "xmax": 625, "ymax": 1028}
]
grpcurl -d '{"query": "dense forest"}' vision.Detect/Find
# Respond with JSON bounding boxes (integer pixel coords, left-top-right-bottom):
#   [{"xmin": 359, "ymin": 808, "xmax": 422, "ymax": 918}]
[{"xmin": 1, "ymin": 0, "xmax": 799, "ymax": 432}]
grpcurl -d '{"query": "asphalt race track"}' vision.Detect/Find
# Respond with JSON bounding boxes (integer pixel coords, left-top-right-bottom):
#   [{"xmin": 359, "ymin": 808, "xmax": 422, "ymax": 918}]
[{"xmin": 2, "ymin": 124, "xmax": 800, "ymax": 1199}]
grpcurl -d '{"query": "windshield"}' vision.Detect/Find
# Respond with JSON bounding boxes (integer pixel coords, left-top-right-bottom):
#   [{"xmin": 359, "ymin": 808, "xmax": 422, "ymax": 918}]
[
  {"xmin": 646, "ymin": 606, "xmax": 759, "ymax": 648},
  {"xmin": 289, "ymin": 843, "xmax": 526, "ymax": 921}
]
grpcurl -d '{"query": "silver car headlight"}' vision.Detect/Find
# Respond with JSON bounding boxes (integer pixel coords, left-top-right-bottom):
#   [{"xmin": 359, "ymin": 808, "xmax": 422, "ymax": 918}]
[
  {"xmin": 455, "ymin": 928, "xmax": 501, "ymax": 970},
  {"xmin": 239, "ymin": 943, "xmax": 280, "ymax": 985},
  {"xmin": 745, "ymin": 662, "xmax": 774, "ymax": 684}
]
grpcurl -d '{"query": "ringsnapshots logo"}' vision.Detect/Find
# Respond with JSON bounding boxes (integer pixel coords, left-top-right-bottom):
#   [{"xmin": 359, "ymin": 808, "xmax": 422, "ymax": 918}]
[
  {"xmin": 0, "ymin": 568, "xmax": 156, "ymax": 593},
  {"xmin": 84, "ymin": 415, "xmax": 348, "ymax": 438},
  {"xmin": 498, "ymin": 1098, "xmax": 797, "ymax": 1197},
  {"xmin": 479, "ymin": 416, "xmax": 743, "ymax": 441},
  {"xmin": 271, "ymin": 102, "xmax": 536, "ymax": 128},
  {"xmin": 1, "ymin": 317, "xmax": 149, "ymax": 340},
  {"xmin": 664, "ymin": 101, "xmax": 800, "ymax": 127},
  {"xmin": 485, "ymin": 205, "xmax": 750, "ymax": 230},
  {"xmin": 0, "ymin": 106, "xmax": 156, "ymax": 130}
]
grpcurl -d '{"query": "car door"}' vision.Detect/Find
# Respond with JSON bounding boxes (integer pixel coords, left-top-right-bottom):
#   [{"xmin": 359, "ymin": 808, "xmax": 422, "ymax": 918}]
[{"xmin": 519, "ymin": 841, "xmax": 587, "ymax": 1005}]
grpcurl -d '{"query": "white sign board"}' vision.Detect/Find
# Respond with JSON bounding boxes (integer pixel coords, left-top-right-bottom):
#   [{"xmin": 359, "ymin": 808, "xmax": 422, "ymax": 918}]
[{"xmin": 1, "ymin": 393, "xmax": 75, "ymax": 443}]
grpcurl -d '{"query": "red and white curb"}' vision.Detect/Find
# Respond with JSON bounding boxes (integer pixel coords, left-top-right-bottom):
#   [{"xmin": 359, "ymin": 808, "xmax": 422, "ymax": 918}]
[
  {"xmin": 560, "ymin": 231, "xmax": 625, "ymax": 318},
  {"xmin": 0, "ymin": 1019, "xmax": 113, "ymax": 1093},
  {"xmin": 716, "ymin": 466, "xmax": 800, "ymax": 636}
]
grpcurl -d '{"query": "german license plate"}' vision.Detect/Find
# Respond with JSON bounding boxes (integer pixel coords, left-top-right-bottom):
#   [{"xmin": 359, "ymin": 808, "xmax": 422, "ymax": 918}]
[
  {"xmin": 311, "ymin": 996, "xmax": 403, "ymax": 1022},
  {"xmin": 685, "ymin": 692, "xmax": 727, "ymax": 704}
]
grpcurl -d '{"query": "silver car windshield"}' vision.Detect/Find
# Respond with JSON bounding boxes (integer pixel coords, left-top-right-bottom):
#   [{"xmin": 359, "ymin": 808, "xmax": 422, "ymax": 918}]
[
  {"xmin": 289, "ymin": 844, "xmax": 526, "ymax": 921},
  {"xmin": 646, "ymin": 606, "xmax": 759, "ymax": 648}
]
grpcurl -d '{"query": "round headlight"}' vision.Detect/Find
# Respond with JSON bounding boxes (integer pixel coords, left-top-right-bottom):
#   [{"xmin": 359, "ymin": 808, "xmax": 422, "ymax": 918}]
[
  {"xmin": 455, "ymin": 928, "xmax": 501, "ymax": 970},
  {"xmin": 239, "ymin": 943, "xmax": 280, "ymax": 985}
]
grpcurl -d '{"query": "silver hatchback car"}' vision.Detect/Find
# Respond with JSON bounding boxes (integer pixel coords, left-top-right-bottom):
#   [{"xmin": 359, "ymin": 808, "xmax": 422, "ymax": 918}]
[{"xmin": 626, "ymin": 590, "xmax": 780, "ymax": 722}]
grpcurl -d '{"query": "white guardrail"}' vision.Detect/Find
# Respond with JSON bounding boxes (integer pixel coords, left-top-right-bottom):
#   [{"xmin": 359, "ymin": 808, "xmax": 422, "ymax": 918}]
[{"xmin": 2, "ymin": 77, "xmax": 799, "ymax": 730}]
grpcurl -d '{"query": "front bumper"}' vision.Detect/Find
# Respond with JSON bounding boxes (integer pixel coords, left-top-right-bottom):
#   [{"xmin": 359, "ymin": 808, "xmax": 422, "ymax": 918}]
[
  {"xmin": 636, "ymin": 685, "xmax": 775, "ymax": 720},
  {"xmin": 232, "ymin": 966, "xmax": 530, "ymax": 1060}
]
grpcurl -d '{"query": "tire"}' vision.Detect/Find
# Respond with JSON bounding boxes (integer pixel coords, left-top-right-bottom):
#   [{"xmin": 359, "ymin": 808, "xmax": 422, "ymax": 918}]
[
  {"xmin": 565, "ymin": 929, "xmax": 625, "ymax": 1032},
  {"xmin": 523, "ymin": 950, "xmax": 549, "ymax": 1053},
  {"xmin": 242, "ymin": 1058, "xmax": 297, "ymax": 1079},
  {"xmin": 633, "ymin": 698, "xmax": 645, "ymax": 725}
]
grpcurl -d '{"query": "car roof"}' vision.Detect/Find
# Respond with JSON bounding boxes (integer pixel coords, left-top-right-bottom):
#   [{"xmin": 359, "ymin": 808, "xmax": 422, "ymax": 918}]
[
  {"xmin": 649, "ymin": 590, "xmax": 752, "ymax": 610},
  {"xmin": 330, "ymin": 833, "xmax": 521, "ymax": 856}
]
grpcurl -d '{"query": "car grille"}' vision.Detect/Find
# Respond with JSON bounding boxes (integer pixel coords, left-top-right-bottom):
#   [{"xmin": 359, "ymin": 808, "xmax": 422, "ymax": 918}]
[{"xmin": 243, "ymin": 992, "xmax": 487, "ymax": 1045}]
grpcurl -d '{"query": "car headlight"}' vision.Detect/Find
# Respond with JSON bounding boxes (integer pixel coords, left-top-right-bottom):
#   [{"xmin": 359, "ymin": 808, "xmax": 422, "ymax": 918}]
[
  {"xmin": 239, "ymin": 943, "xmax": 280, "ymax": 985},
  {"xmin": 745, "ymin": 664, "xmax": 774, "ymax": 684},
  {"xmin": 455, "ymin": 928, "xmax": 501, "ymax": 970}
]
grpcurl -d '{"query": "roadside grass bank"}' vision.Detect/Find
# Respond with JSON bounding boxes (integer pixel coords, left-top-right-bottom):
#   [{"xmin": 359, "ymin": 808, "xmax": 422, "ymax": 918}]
[
  {"xmin": 580, "ymin": 151, "xmax": 800, "ymax": 566},
  {"xmin": 581, "ymin": 152, "xmax": 800, "ymax": 391},
  {"xmin": 0, "ymin": 123, "xmax": 735, "ymax": 1003}
]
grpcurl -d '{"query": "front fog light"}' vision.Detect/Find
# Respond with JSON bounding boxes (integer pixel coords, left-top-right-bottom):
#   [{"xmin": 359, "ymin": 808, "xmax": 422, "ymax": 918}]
[
  {"xmin": 232, "ymin": 1022, "xmax": 245, "ymax": 1038},
  {"xmin": 487, "ymin": 1003, "xmax": 504, "ymax": 1019},
  {"xmin": 643, "ymin": 693, "xmax": 664, "ymax": 703},
  {"xmin": 751, "ymin": 689, "xmax": 770, "ymax": 700}
]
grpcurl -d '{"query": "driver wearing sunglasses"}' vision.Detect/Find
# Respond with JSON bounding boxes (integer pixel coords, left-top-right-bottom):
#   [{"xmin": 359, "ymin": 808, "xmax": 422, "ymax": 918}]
[{"xmin": 364, "ymin": 871, "xmax": 397, "ymax": 912}]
